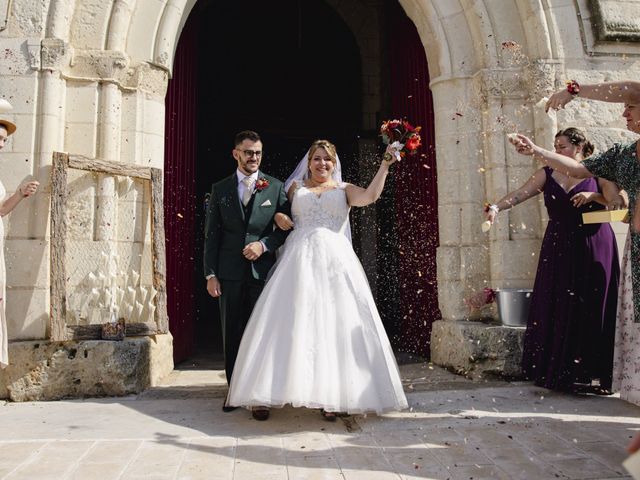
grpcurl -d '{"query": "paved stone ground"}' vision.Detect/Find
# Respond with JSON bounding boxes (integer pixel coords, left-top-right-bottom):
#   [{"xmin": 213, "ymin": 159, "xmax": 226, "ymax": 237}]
[{"xmin": 1, "ymin": 357, "xmax": 639, "ymax": 480}]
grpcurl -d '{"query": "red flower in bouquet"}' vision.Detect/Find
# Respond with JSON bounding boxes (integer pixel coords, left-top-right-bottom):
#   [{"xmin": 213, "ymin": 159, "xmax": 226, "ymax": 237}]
[
  {"xmin": 380, "ymin": 119, "xmax": 422, "ymax": 161},
  {"xmin": 255, "ymin": 177, "xmax": 269, "ymax": 191},
  {"xmin": 405, "ymin": 134, "xmax": 422, "ymax": 152}
]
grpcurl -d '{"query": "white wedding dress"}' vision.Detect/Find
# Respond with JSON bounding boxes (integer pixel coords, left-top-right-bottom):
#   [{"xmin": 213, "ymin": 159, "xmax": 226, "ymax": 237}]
[
  {"xmin": 0, "ymin": 181, "xmax": 7, "ymax": 368},
  {"xmin": 227, "ymin": 185, "xmax": 408, "ymax": 414}
]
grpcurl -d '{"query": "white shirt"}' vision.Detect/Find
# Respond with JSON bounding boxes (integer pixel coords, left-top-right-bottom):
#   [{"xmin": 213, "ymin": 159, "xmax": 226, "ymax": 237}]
[{"xmin": 236, "ymin": 169, "xmax": 259, "ymax": 203}]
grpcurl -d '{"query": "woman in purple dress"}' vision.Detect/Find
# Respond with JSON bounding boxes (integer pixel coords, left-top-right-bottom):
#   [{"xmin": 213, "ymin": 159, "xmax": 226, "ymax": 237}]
[{"xmin": 484, "ymin": 128, "xmax": 622, "ymax": 392}]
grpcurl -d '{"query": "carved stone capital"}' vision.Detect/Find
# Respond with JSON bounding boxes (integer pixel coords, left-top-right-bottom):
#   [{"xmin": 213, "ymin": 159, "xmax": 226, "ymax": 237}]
[
  {"xmin": 123, "ymin": 62, "xmax": 169, "ymax": 97},
  {"xmin": 69, "ymin": 50, "xmax": 129, "ymax": 82},
  {"xmin": 473, "ymin": 68, "xmax": 528, "ymax": 102},
  {"xmin": 524, "ymin": 59, "xmax": 562, "ymax": 99},
  {"xmin": 41, "ymin": 38, "xmax": 68, "ymax": 71}
]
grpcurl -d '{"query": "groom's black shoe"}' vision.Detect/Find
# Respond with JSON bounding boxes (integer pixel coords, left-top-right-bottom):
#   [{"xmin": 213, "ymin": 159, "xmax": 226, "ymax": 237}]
[
  {"xmin": 252, "ymin": 407, "xmax": 270, "ymax": 421},
  {"xmin": 223, "ymin": 395, "xmax": 237, "ymax": 412}
]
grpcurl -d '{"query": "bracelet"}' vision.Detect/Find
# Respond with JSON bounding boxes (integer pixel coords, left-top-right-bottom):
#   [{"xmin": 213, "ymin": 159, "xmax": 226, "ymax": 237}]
[
  {"xmin": 566, "ymin": 79, "xmax": 580, "ymax": 97},
  {"xmin": 483, "ymin": 203, "xmax": 499, "ymax": 214}
]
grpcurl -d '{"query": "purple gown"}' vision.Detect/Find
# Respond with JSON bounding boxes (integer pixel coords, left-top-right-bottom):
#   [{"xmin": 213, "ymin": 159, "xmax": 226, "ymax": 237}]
[{"xmin": 522, "ymin": 167, "xmax": 619, "ymax": 391}]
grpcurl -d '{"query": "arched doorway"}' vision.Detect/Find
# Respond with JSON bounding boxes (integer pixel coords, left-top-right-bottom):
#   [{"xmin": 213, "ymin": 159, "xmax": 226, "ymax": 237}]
[{"xmin": 164, "ymin": 0, "xmax": 439, "ymax": 364}]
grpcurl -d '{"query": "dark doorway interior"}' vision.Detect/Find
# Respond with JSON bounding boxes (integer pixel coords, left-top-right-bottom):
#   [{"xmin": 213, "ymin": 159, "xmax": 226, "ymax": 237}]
[
  {"xmin": 165, "ymin": 0, "xmax": 439, "ymax": 365},
  {"xmin": 190, "ymin": 0, "xmax": 362, "ymax": 356}
]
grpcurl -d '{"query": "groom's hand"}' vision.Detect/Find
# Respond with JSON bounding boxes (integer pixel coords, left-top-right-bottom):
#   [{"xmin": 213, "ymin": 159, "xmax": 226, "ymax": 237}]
[
  {"xmin": 207, "ymin": 277, "xmax": 222, "ymax": 298},
  {"xmin": 243, "ymin": 241, "xmax": 264, "ymax": 261}
]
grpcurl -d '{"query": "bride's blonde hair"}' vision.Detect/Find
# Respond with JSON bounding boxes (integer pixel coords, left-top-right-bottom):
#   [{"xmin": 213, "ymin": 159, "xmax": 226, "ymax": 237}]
[{"xmin": 307, "ymin": 140, "xmax": 338, "ymax": 165}]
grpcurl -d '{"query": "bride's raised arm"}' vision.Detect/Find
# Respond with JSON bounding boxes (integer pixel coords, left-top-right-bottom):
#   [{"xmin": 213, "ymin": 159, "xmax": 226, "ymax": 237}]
[{"xmin": 345, "ymin": 146, "xmax": 396, "ymax": 207}]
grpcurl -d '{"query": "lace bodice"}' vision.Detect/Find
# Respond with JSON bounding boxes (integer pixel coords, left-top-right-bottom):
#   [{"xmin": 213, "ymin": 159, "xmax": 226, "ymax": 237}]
[{"xmin": 292, "ymin": 186, "xmax": 350, "ymax": 234}]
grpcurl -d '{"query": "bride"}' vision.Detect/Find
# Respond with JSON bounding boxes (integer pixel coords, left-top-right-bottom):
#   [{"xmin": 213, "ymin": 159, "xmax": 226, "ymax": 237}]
[{"xmin": 227, "ymin": 139, "xmax": 408, "ymax": 420}]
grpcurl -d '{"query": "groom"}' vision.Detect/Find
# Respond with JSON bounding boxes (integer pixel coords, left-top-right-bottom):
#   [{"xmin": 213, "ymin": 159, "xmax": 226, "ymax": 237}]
[{"xmin": 204, "ymin": 130, "xmax": 289, "ymax": 419}]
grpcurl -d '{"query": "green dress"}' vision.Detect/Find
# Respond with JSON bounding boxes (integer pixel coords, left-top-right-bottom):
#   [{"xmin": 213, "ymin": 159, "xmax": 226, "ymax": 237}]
[{"xmin": 582, "ymin": 141, "xmax": 640, "ymax": 323}]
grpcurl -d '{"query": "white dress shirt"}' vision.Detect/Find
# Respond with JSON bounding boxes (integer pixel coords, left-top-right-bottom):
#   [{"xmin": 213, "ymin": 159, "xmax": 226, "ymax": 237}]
[{"xmin": 236, "ymin": 169, "xmax": 259, "ymax": 203}]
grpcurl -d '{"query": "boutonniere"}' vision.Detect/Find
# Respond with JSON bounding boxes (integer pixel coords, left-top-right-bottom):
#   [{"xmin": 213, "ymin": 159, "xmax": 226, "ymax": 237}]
[{"xmin": 255, "ymin": 177, "xmax": 269, "ymax": 191}]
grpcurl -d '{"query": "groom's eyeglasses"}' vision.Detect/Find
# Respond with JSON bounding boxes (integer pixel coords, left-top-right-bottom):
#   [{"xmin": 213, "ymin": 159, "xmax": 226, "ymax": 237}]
[{"xmin": 238, "ymin": 149, "xmax": 262, "ymax": 158}]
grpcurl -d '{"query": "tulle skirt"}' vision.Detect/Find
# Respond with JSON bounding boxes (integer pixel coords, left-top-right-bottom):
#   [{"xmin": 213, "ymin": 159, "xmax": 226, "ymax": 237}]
[{"xmin": 227, "ymin": 226, "xmax": 408, "ymax": 414}]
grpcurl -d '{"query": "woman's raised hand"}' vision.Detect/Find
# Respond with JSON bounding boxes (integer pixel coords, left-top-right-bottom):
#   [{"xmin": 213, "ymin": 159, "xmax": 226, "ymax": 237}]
[
  {"xmin": 545, "ymin": 90, "xmax": 574, "ymax": 112},
  {"xmin": 19, "ymin": 180, "xmax": 39, "ymax": 197},
  {"xmin": 383, "ymin": 144, "xmax": 400, "ymax": 165},
  {"xmin": 509, "ymin": 134, "xmax": 536, "ymax": 156},
  {"xmin": 484, "ymin": 207, "xmax": 497, "ymax": 224},
  {"xmin": 274, "ymin": 212, "xmax": 294, "ymax": 231}
]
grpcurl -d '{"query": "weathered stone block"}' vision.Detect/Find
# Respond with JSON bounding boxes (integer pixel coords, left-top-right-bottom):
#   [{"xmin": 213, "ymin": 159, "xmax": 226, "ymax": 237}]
[
  {"xmin": 436, "ymin": 246, "xmax": 461, "ymax": 281},
  {"xmin": 437, "ymin": 203, "xmax": 461, "ymax": 246},
  {"xmin": 140, "ymin": 132, "xmax": 164, "ymax": 168},
  {"xmin": 4, "ymin": 239, "xmax": 48, "ymax": 288},
  {"xmin": 65, "ymin": 83, "xmax": 99, "ymax": 124},
  {"xmin": 0, "ymin": 334, "xmax": 174, "ymax": 401},
  {"xmin": 65, "ymin": 122, "xmax": 98, "ymax": 158},
  {"xmin": 437, "ymin": 279, "xmax": 468, "ymax": 321},
  {"xmin": 430, "ymin": 320, "xmax": 525, "ymax": 379},
  {"xmin": 5, "ymin": 288, "xmax": 48, "ymax": 340}
]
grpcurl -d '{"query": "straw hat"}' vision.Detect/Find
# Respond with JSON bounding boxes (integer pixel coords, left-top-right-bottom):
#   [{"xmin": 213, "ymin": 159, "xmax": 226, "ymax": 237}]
[
  {"xmin": 0, "ymin": 99, "xmax": 16, "ymax": 135},
  {"xmin": 0, "ymin": 119, "xmax": 16, "ymax": 136}
]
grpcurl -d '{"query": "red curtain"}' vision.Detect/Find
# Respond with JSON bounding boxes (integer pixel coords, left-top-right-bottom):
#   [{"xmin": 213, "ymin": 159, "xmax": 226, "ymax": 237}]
[
  {"xmin": 163, "ymin": 16, "xmax": 198, "ymax": 363},
  {"xmin": 388, "ymin": 3, "xmax": 441, "ymax": 357}
]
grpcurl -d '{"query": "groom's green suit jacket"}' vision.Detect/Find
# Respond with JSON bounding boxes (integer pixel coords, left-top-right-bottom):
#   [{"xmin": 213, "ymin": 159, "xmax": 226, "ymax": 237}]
[{"xmin": 203, "ymin": 172, "xmax": 289, "ymax": 281}]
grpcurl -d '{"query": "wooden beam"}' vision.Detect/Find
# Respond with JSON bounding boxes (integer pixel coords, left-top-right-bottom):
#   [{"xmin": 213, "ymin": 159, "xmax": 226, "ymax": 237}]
[
  {"xmin": 50, "ymin": 152, "xmax": 69, "ymax": 341},
  {"xmin": 68, "ymin": 322, "xmax": 159, "ymax": 340},
  {"xmin": 150, "ymin": 167, "xmax": 169, "ymax": 334},
  {"xmin": 67, "ymin": 155, "xmax": 152, "ymax": 180}
]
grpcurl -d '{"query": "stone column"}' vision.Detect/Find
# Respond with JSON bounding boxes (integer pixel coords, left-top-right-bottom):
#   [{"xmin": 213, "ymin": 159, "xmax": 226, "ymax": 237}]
[
  {"xmin": 431, "ymin": 75, "xmax": 489, "ymax": 322},
  {"xmin": 96, "ymin": 82, "xmax": 122, "ymax": 242},
  {"xmin": 430, "ymin": 64, "xmax": 558, "ymax": 378}
]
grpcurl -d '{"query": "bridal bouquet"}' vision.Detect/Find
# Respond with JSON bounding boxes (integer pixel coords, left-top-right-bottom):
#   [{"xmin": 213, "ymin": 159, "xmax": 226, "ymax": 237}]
[{"xmin": 380, "ymin": 119, "xmax": 422, "ymax": 162}]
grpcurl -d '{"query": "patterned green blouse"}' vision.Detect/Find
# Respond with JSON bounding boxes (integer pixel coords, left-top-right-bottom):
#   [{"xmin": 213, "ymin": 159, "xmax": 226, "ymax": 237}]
[{"xmin": 582, "ymin": 141, "xmax": 639, "ymax": 322}]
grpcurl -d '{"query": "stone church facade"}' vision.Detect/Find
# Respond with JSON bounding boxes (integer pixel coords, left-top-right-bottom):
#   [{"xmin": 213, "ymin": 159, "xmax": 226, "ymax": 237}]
[{"xmin": 0, "ymin": 0, "xmax": 639, "ymax": 399}]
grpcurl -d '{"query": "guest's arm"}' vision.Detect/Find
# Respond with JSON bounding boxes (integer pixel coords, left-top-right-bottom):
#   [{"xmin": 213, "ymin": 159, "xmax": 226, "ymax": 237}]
[
  {"xmin": 595, "ymin": 179, "xmax": 626, "ymax": 209},
  {"xmin": 546, "ymin": 81, "xmax": 640, "ymax": 111},
  {"xmin": 0, "ymin": 180, "xmax": 38, "ymax": 217},
  {"xmin": 634, "ymin": 199, "xmax": 640, "ymax": 234},
  {"xmin": 511, "ymin": 134, "xmax": 593, "ymax": 179},
  {"xmin": 484, "ymin": 169, "xmax": 546, "ymax": 223}
]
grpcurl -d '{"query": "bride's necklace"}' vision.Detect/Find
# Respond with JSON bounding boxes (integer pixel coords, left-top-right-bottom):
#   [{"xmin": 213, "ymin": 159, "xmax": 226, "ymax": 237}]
[{"xmin": 306, "ymin": 179, "xmax": 336, "ymax": 190}]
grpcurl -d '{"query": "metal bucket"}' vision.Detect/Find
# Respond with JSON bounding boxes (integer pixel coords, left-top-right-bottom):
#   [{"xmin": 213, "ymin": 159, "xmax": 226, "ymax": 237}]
[{"xmin": 496, "ymin": 288, "xmax": 532, "ymax": 327}]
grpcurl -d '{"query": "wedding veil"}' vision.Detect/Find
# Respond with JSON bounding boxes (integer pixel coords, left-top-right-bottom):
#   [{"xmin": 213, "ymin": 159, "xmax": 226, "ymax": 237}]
[{"xmin": 284, "ymin": 150, "xmax": 344, "ymax": 192}]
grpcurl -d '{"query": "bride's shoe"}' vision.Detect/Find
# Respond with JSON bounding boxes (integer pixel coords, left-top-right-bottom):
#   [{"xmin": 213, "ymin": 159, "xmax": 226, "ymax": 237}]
[
  {"xmin": 321, "ymin": 409, "xmax": 337, "ymax": 422},
  {"xmin": 252, "ymin": 407, "xmax": 270, "ymax": 421}
]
